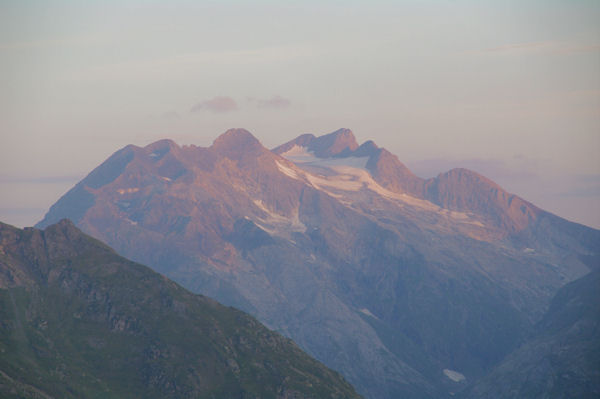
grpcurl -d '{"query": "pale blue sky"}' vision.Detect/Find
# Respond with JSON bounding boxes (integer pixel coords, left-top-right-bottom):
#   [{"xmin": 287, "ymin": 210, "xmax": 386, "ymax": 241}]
[{"xmin": 1, "ymin": 1, "xmax": 599, "ymax": 227}]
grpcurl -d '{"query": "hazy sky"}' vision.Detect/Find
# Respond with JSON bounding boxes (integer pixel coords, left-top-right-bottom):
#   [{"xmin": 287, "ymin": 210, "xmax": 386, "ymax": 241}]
[{"xmin": 1, "ymin": 1, "xmax": 599, "ymax": 228}]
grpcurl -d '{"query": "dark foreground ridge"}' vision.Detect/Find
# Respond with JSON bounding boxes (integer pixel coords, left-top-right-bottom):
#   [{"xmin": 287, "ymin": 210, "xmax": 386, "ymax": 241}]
[{"xmin": 0, "ymin": 219, "xmax": 362, "ymax": 399}]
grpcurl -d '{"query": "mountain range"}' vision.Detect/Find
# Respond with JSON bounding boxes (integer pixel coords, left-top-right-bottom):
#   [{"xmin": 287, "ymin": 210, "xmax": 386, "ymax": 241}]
[
  {"xmin": 37, "ymin": 128, "xmax": 600, "ymax": 398},
  {"xmin": 0, "ymin": 219, "xmax": 361, "ymax": 398}
]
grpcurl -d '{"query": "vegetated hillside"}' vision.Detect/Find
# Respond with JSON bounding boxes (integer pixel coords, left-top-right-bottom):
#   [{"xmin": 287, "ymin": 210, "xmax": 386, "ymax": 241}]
[
  {"xmin": 462, "ymin": 269, "xmax": 600, "ymax": 399},
  {"xmin": 0, "ymin": 220, "xmax": 361, "ymax": 399},
  {"xmin": 36, "ymin": 128, "xmax": 600, "ymax": 398}
]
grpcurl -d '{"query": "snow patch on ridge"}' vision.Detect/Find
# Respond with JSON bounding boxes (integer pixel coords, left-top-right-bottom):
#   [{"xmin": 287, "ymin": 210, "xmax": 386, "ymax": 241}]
[
  {"xmin": 282, "ymin": 148, "xmax": 435, "ymax": 207},
  {"xmin": 252, "ymin": 199, "xmax": 306, "ymax": 235},
  {"xmin": 281, "ymin": 145, "xmax": 369, "ymax": 169},
  {"xmin": 304, "ymin": 163, "xmax": 441, "ymax": 212},
  {"xmin": 117, "ymin": 188, "xmax": 139, "ymax": 195},
  {"xmin": 443, "ymin": 369, "xmax": 466, "ymax": 383},
  {"xmin": 275, "ymin": 161, "xmax": 300, "ymax": 180},
  {"xmin": 280, "ymin": 145, "xmax": 317, "ymax": 163},
  {"xmin": 280, "ymin": 149, "xmax": 487, "ymax": 228},
  {"xmin": 316, "ymin": 156, "xmax": 370, "ymax": 169},
  {"xmin": 253, "ymin": 220, "xmax": 277, "ymax": 236},
  {"xmin": 358, "ymin": 308, "xmax": 378, "ymax": 319}
]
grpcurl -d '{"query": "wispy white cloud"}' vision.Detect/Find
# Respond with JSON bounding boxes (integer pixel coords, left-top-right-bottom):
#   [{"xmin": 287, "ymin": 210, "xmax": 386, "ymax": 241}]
[{"xmin": 190, "ymin": 96, "xmax": 238, "ymax": 114}]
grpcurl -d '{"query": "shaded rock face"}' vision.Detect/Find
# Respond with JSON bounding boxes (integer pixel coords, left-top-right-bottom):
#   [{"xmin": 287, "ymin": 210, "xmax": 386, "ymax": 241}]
[
  {"xmin": 37, "ymin": 128, "xmax": 600, "ymax": 399},
  {"xmin": 462, "ymin": 270, "xmax": 600, "ymax": 399},
  {"xmin": 0, "ymin": 220, "xmax": 362, "ymax": 399}
]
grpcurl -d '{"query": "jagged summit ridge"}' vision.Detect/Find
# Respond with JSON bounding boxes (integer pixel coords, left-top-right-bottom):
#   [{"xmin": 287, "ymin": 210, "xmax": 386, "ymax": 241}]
[
  {"xmin": 353, "ymin": 140, "xmax": 379, "ymax": 157},
  {"xmin": 274, "ymin": 129, "xmax": 541, "ymax": 232},
  {"xmin": 38, "ymin": 127, "xmax": 547, "ymax": 238},
  {"xmin": 273, "ymin": 128, "xmax": 359, "ymax": 158},
  {"xmin": 312, "ymin": 128, "xmax": 359, "ymax": 157}
]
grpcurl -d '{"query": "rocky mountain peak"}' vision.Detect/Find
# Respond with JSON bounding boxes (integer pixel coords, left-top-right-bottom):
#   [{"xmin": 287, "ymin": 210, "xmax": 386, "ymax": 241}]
[
  {"xmin": 273, "ymin": 128, "xmax": 360, "ymax": 158},
  {"xmin": 144, "ymin": 139, "xmax": 179, "ymax": 158},
  {"xmin": 211, "ymin": 128, "xmax": 266, "ymax": 159},
  {"xmin": 364, "ymin": 147, "xmax": 425, "ymax": 197},
  {"xmin": 353, "ymin": 140, "xmax": 380, "ymax": 157},
  {"xmin": 271, "ymin": 134, "xmax": 316, "ymax": 155},
  {"xmin": 44, "ymin": 218, "xmax": 95, "ymax": 241},
  {"xmin": 439, "ymin": 168, "xmax": 500, "ymax": 187},
  {"xmin": 53, "ymin": 218, "xmax": 77, "ymax": 230},
  {"xmin": 424, "ymin": 167, "xmax": 541, "ymax": 232},
  {"xmin": 213, "ymin": 128, "xmax": 261, "ymax": 149},
  {"xmin": 312, "ymin": 128, "xmax": 359, "ymax": 157}
]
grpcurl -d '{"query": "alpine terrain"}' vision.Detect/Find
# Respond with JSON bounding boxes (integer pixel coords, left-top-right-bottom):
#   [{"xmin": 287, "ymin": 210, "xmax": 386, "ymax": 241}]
[
  {"xmin": 37, "ymin": 128, "xmax": 600, "ymax": 398},
  {"xmin": 0, "ymin": 219, "xmax": 362, "ymax": 399}
]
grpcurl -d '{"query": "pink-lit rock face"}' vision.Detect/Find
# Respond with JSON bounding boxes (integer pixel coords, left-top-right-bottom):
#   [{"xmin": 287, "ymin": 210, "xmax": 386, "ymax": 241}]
[
  {"xmin": 273, "ymin": 128, "xmax": 359, "ymax": 158},
  {"xmin": 37, "ymin": 128, "xmax": 600, "ymax": 399}
]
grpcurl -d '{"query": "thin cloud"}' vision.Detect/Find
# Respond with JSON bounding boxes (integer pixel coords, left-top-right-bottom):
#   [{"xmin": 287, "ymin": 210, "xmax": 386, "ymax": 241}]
[
  {"xmin": 161, "ymin": 111, "xmax": 180, "ymax": 120},
  {"xmin": 0, "ymin": 34, "xmax": 106, "ymax": 51},
  {"xmin": 190, "ymin": 96, "xmax": 238, "ymax": 113},
  {"xmin": 476, "ymin": 41, "xmax": 600, "ymax": 56},
  {"xmin": 558, "ymin": 174, "xmax": 600, "ymax": 198},
  {"xmin": 407, "ymin": 157, "xmax": 538, "ymax": 180},
  {"xmin": 254, "ymin": 95, "xmax": 292, "ymax": 109},
  {"xmin": 0, "ymin": 175, "xmax": 83, "ymax": 184},
  {"xmin": 576, "ymin": 174, "xmax": 600, "ymax": 184},
  {"xmin": 0, "ymin": 207, "xmax": 46, "ymax": 215},
  {"xmin": 559, "ymin": 186, "xmax": 600, "ymax": 198}
]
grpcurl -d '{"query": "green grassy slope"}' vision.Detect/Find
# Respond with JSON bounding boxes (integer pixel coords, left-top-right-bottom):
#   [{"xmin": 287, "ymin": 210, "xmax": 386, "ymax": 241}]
[{"xmin": 0, "ymin": 220, "xmax": 361, "ymax": 399}]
